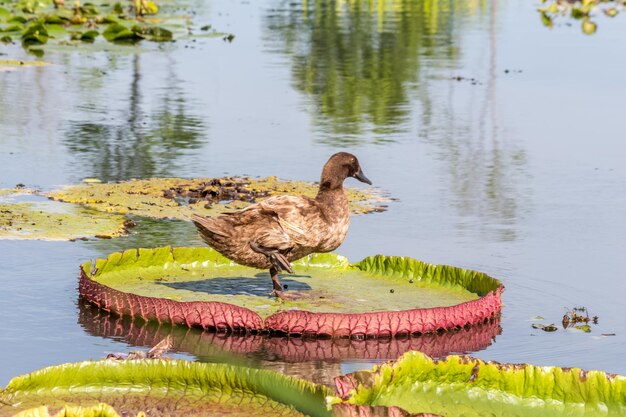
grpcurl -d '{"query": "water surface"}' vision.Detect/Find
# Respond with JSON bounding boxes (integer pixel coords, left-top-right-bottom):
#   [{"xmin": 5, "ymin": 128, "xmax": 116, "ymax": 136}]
[{"xmin": 1, "ymin": 0, "xmax": 626, "ymax": 386}]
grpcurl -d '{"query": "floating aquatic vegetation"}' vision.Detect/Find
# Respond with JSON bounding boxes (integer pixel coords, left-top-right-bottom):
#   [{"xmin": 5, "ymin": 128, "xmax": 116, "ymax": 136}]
[
  {"xmin": 79, "ymin": 246, "xmax": 503, "ymax": 337},
  {"xmin": 0, "ymin": 58, "xmax": 48, "ymax": 71},
  {"xmin": 0, "ymin": 0, "xmax": 229, "ymax": 54},
  {"xmin": 538, "ymin": 0, "xmax": 624, "ymax": 35},
  {"xmin": 0, "ymin": 190, "xmax": 131, "ymax": 240},
  {"xmin": 331, "ymin": 351, "xmax": 626, "ymax": 417},
  {"xmin": 47, "ymin": 176, "xmax": 388, "ymax": 219},
  {"xmin": 531, "ymin": 306, "xmax": 604, "ymax": 334},
  {"xmin": 0, "ymin": 360, "xmax": 333, "ymax": 417}
]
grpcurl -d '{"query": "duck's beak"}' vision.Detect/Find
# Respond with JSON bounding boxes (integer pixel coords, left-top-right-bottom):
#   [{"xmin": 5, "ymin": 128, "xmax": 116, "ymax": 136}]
[{"xmin": 353, "ymin": 167, "xmax": 372, "ymax": 185}]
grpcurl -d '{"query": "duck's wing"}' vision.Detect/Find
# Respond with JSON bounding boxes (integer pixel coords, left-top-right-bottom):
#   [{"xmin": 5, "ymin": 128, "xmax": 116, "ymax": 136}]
[{"xmin": 249, "ymin": 195, "xmax": 323, "ymax": 248}]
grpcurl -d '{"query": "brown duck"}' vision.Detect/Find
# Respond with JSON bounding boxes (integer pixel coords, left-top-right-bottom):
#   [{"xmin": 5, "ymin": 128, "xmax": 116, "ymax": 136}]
[{"xmin": 191, "ymin": 152, "xmax": 371, "ymax": 297}]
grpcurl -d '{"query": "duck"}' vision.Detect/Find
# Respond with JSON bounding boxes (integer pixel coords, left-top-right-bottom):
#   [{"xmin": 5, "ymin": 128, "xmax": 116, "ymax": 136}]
[{"xmin": 191, "ymin": 152, "xmax": 372, "ymax": 298}]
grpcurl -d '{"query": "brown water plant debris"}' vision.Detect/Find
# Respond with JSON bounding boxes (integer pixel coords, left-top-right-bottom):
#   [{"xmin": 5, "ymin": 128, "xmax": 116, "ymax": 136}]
[
  {"xmin": 79, "ymin": 246, "xmax": 503, "ymax": 337},
  {"xmin": 48, "ymin": 177, "xmax": 387, "ymax": 220}
]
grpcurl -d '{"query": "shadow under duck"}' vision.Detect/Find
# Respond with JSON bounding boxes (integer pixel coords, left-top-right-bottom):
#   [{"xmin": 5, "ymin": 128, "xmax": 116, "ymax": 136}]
[{"xmin": 191, "ymin": 152, "xmax": 371, "ymax": 298}]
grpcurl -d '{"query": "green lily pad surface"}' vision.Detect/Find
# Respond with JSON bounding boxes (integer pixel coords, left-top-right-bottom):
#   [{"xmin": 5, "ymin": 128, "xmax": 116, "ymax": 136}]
[
  {"xmin": 48, "ymin": 176, "xmax": 387, "ymax": 219},
  {"xmin": 0, "ymin": 360, "xmax": 333, "ymax": 417},
  {"xmin": 80, "ymin": 246, "xmax": 503, "ymax": 337},
  {"xmin": 0, "ymin": 190, "xmax": 129, "ymax": 240},
  {"xmin": 332, "ymin": 351, "xmax": 626, "ymax": 417},
  {"xmin": 88, "ymin": 249, "xmax": 476, "ymax": 316}
]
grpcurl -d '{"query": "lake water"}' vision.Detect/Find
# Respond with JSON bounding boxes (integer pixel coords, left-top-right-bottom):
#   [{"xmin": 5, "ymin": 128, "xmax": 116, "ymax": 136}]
[{"xmin": 1, "ymin": 0, "xmax": 625, "ymax": 387}]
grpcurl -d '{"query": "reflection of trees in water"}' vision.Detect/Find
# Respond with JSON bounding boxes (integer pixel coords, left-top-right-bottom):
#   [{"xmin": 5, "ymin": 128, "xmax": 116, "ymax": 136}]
[
  {"xmin": 64, "ymin": 55, "xmax": 207, "ymax": 182},
  {"xmin": 266, "ymin": 0, "xmax": 484, "ymax": 145},
  {"xmin": 418, "ymin": 0, "xmax": 528, "ymax": 242}
]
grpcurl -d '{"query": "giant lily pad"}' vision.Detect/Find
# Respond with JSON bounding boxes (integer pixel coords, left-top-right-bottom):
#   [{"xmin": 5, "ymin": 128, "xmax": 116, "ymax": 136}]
[
  {"xmin": 79, "ymin": 246, "xmax": 503, "ymax": 337},
  {"xmin": 0, "ymin": 360, "xmax": 333, "ymax": 417},
  {"xmin": 0, "ymin": 191, "xmax": 130, "ymax": 240},
  {"xmin": 48, "ymin": 177, "xmax": 387, "ymax": 219},
  {"xmin": 331, "ymin": 351, "xmax": 626, "ymax": 417}
]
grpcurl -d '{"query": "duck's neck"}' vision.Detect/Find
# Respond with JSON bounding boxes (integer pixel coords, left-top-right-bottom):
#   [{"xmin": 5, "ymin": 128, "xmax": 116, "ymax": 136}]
[{"xmin": 315, "ymin": 179, "xmax": 349, "ymax": 212}]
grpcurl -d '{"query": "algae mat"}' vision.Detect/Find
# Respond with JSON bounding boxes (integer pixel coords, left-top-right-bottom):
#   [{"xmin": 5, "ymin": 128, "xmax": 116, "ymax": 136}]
[
  {"xmin": 0, "ymin": 360, "xmax": 332, "ymax": 417},
  {"xmin": 47, "ymin": 176, "xmax": 387, "ymax": 219},
  {"xmin": 332, "ymin": 351, "xmax": 626, "ymax": 417},
  {"xmin": 0, "ymin": 191, "xmax": 129, "ymax": 240},
  {"xmin": 79, "ymin": 246, "xmax": 503, "ymax": 337}
]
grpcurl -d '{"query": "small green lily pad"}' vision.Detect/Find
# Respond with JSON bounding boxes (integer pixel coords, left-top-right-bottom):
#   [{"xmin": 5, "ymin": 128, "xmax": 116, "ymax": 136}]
[{"xmin": 532, "ymin": 323, "xmax": 558, "ymax": 332}]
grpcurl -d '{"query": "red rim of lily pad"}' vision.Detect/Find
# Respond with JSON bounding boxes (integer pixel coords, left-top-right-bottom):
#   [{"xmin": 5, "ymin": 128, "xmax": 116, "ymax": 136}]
[
  {"xmin": 79, "ymin": 247, "xmax": 504, "ymax": 338},
  {"xmin": 79, "ymin": 304, "xmax": 502, "ymax": 362}
]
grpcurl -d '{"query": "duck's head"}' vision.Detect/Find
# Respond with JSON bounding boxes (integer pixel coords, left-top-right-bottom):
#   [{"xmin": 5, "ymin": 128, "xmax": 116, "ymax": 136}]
[{"xmin": 319, "ymin": 152, "xmax": 372, "ymax": 190}]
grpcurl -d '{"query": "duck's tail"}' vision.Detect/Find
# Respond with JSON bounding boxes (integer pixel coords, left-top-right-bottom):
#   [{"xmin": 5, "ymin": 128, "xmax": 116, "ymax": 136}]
[{"xmin": 191, "ymin": 214, "xmax": 231, "ymax": 240}]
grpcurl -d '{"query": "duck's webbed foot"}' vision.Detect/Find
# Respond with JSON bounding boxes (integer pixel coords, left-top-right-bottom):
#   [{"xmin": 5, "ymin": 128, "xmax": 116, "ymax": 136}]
[{"xmin": 250, "ymin": 242, "xmax": 294, "ymax": 273}]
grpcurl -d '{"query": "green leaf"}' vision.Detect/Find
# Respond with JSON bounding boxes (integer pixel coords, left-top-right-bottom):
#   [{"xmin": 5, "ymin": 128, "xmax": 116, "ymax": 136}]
[
  {"xmin": 27, "ymin": 46, "xmax": 44, "ymax": 57},
  {"xmin": 540, "ymin": 11, "xmax": 553, "ymax": 28},
  {"xmin": 582, "ymin": 18, "xmax": 597, "ymax": 35},
  {"xmin": 0, "ymin": 7, "xmax": 10, "ymax": 21},
  {"xmin": 332, "ymin": 351, "xmax": 626, "ymax": 417},
  {"xmin": 21, "ymin": 21, "xmax": 48, "ymax": 45},
  {"xmin": 112, "ymin": 2, "xmax": 124, "ymax": 14},
  {"xmin": 132, "ymin": 24, "xmax": 172, "ymax": 41},
  {"xmin": 8, "ymin": 15, "xmax": 28, "ymax": 23},
  {"xmin": 3, "ymin": 22, "xmax": 24, "ymax": 32},
  {"xmin": 0, "ymin": 34, "xmax": 11, "ymax": 43},
  {"xmin": 575, "ymin": 324, "xmax": 591, "ymax": 332},
  {"xmin": 1, "ymin": 360, "xmax": 333, "ymax": 417},
  {"xmin": 102, "ymin": 22, "xmax": 140, "ymax": 42},
  {"xmin": 81, "ymin": 29, "xmax": 99, "ymax": 41}
]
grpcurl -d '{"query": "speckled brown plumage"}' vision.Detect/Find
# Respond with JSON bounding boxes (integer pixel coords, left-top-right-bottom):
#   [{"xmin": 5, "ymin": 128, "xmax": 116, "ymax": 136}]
[{"xmin": 192, "ymin": 152, "xmax": 372, "ymax": 295}]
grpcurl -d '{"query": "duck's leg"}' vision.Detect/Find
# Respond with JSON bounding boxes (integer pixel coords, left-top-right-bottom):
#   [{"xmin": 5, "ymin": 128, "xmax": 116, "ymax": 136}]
[
  {"xmin": 250, "ymin": 242, "xmax": 294, "ymax": 274},
  {"xmin": 270, "ymin": 266, "xmax": 283, "ymax": 294}
]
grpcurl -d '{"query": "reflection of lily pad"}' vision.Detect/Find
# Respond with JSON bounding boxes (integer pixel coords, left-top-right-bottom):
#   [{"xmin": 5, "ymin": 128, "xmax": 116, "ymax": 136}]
[
  {"xmin": 331, "ymin": 351, "xmax": 626, "ymax": 417},
  {"xmin": 79, "ymin": 246, "xmax": 503, "ymax": 337},
  {"xmin": 0, "ymin": 360, "xmax": 333, "ymax": 417},
  {"xmin": 0, "ymin": 196, "xmax": 130, "ymax": 241},
  {"xmin": 79, "ymin": 303, "xmax": 502, "ymax": 367},
  {"xmin": 48, "ymin": 177, "xmax": 387, "ymax": 219}
]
